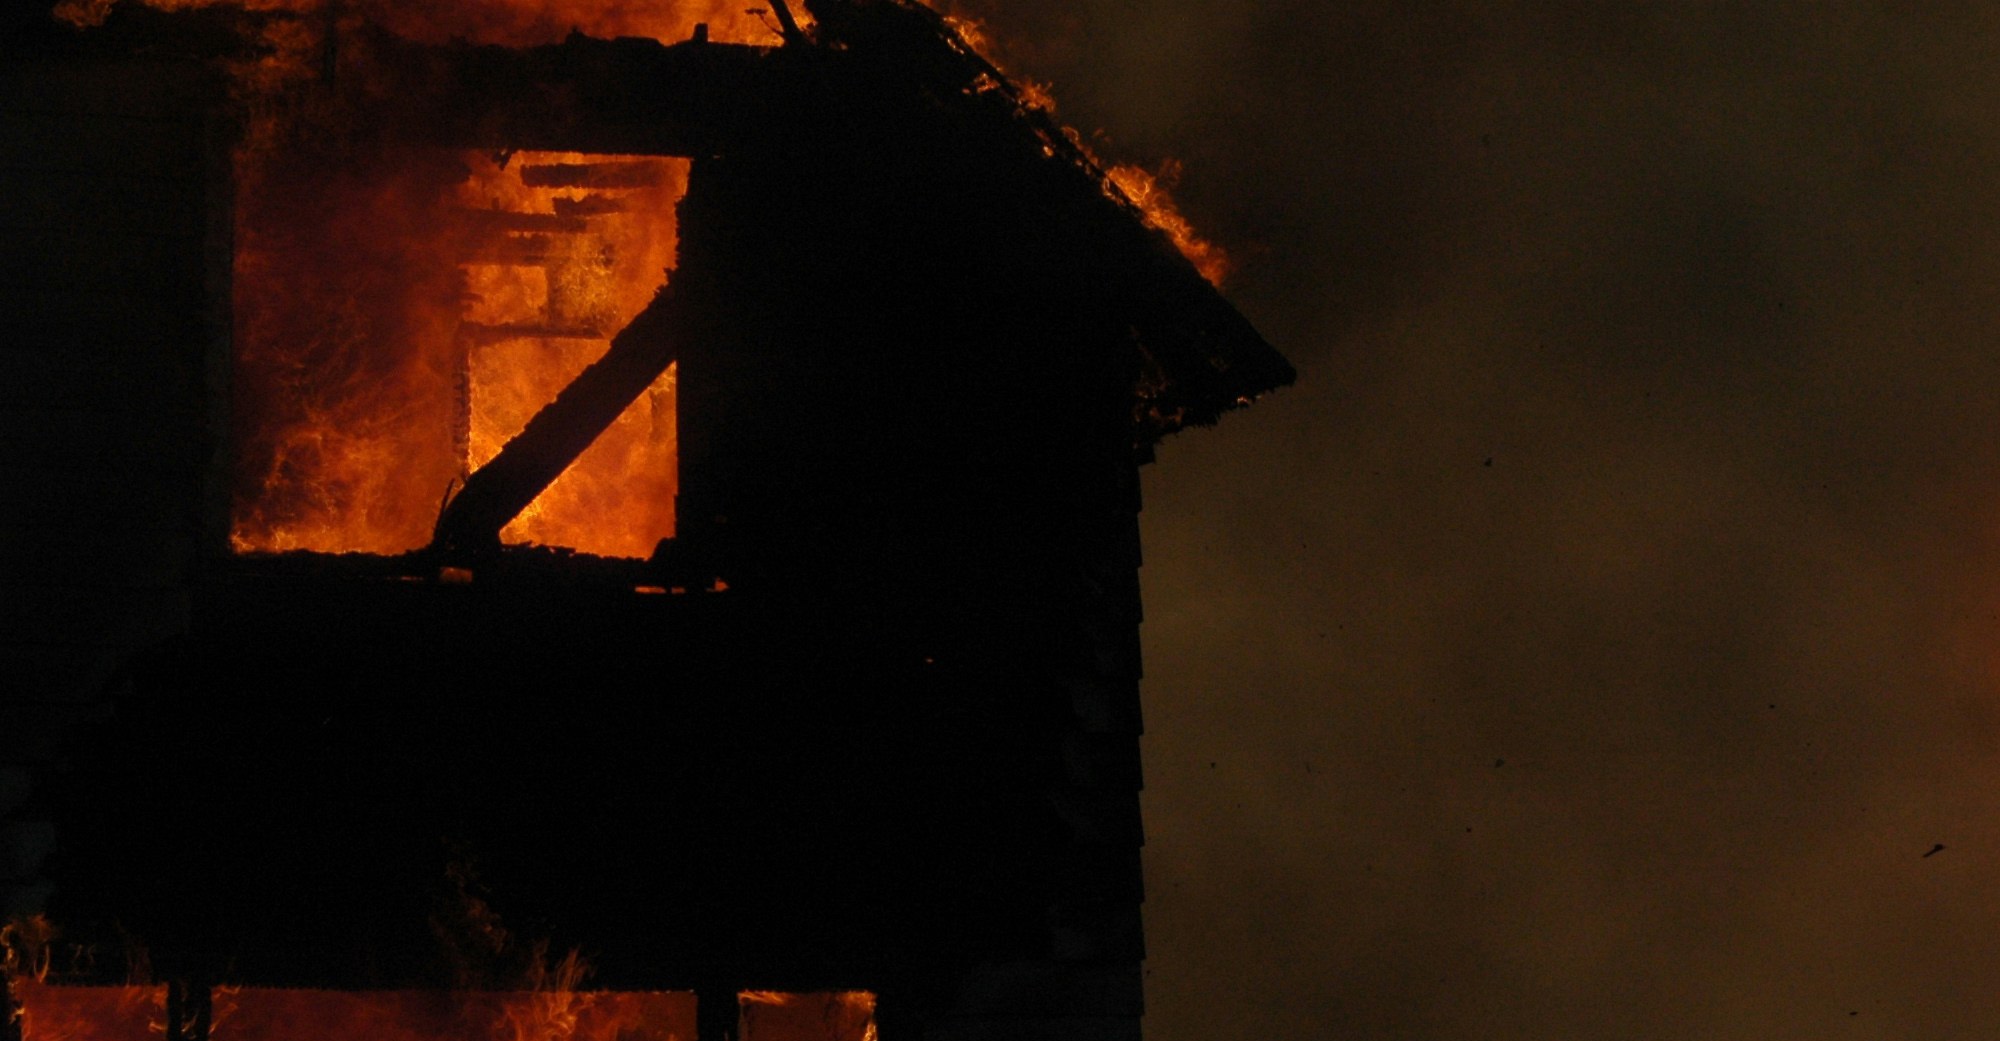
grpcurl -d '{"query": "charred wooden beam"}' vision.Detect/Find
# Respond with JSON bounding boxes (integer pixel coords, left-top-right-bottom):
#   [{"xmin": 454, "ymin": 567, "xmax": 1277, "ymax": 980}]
[
  {"xmin": 431, "ymin": 287, "xmax": 681, "ymax": 553},
  {"xmin": 356, "ymin": 28, "xmax": 808, "ymax": 158},
  {"xmin": 769, "ymin": 0, "xmax": 807, "ymax": 46},
  {"xmin": 519, "ymin": 161, "xmax": 675, "ymax": 190},
  {"xmin": 461, "ymin": 235, "xmax": 558, "ymax": 266},
  {"xmin": 553, "ymin": 195, "xmax": 635, "ymax": 218},
  {"xmin": 457, "ymin": 322, "xmax": 604, "ymax": 346},
  {"xmin": 695, "ymin": 986, "xmax": 738, "ymax": 1041},
  {"xmin": 453, "ymin": 209, "xmax": 590, "ymax": 235}
]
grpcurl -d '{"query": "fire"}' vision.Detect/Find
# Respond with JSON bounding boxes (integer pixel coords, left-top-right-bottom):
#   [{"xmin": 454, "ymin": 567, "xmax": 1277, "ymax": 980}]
[
  {"xmin": 10, "ymin": 980, "xmax": 166, "ymax": 1041},
  {"xmin": 1106, "ymin": 160, "xmax": 1234, "ymax": 286},
  {"xmin": 458, "ymin": 153, "xmax": 687, "ymax": 557},
  {"xmin": 54, "ymin": 0, "xmax": 805, "ymax": 47},
  {"xmin": 7, "ymin": 916, "xmax": 872, "ymax": 1041},
  {"xmin": 11, "ymin": 981, "xmax": 695, "ymax": 1041},
  {"xmin": 225, "ymin": 135, "xmax": 690, "ymax": 557},
  {"xmin": 214, "ymin": 985, "xmax": 695, "ymax": 1041},
  {"xmin": 57, "ymin": 0, "xmax": 780, "ymax": 561},
  {"xmin": 8, "ymin": 985, "xmax": 883, "ymax": 1041},
  {"xmin": 736, "ymin": 992, "xmax": 878, "ymax": 1041},
  {"xmin": 934, "ymin": 11, "xmax": 1231, "ymax": 284},
  {"xmin": 64, "ymin": 0, "xmax": 1230, "ymax": 557}
]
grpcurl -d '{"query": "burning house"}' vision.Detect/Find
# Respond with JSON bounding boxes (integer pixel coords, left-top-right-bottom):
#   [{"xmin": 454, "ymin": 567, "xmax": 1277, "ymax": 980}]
[{"xmin": 0, "ymin": 1, "xmax": 1293, "ymax": 1039}]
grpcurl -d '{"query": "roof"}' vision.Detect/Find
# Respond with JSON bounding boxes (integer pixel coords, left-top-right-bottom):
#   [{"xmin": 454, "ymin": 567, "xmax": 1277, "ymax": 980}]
[
  {"xmin": 369, "ymin": 0, "xmax": 1294, "ymax": 441},
  {"xmin": 810, "ymin": 0, "xmax": 1295, "ymax": 436},
  {"xmin": 8, "ymin": 0, "xmax": 1294, "ymax": 440}
]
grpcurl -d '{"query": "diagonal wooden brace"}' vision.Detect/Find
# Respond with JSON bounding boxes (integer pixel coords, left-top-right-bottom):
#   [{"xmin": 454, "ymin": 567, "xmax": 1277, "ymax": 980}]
[{"xmin": 431, "ymin": 284, "xmax": 681, "ymax": 554}]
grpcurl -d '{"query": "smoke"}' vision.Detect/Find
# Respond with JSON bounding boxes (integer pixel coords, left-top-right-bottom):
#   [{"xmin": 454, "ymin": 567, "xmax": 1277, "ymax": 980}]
[{"xmin": 957, "ymin": 2, "xmax": 2000, "ymax": 1037}]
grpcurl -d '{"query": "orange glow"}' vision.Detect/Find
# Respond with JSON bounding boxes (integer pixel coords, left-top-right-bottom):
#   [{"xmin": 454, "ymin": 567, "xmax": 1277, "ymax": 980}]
[
  {"xmin": 229, "ymin": 148, "xmax": 689, "ymax": 559},
  {"xmin": 54, "ymin": 0, "xmax": 804, "ymax": 46},
  {"xmin": 8, "ymin": 986, "xmax": 883, "ymax": 1041},
  {"xmin": 72, "ymin": 0, "xmax": 789, "ymax": 561},
  {"xmin": 738, "ymin": 991, "xmax": 877, "ymax": 1041},
  {"xmin": 460, "ymin": 153, "xmax": 687, "ymax": 557},
  {"xmin": 11, "ymin": 980, "xmax": 165, "ymax": 1041},
  {"xmin": 79, "ymin": 0, "xmax": 1228, "ymax": 555},
  {"xmin": 933, "ymin": 11, "xmax": 1231, "ymax": 284},
  {"xmin": 226, "ymin": 988, "xmax": 693, "ymax": 1041},
  {"xmin": 1106, "ymin": 161, "xmax": 1233, "ymax": 285},
  {"xmin": 12, "ymin": 982, "xmax": 695, "ymax": 1041},
  {"xmin": 941, "ymin": 14, "xmax": 990, "ymax": 53}
]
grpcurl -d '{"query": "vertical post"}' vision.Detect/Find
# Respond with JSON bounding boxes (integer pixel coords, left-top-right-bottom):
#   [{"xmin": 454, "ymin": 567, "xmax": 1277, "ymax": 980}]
[
  {"xmin": 320, "ymin": 0, "xmax": 342, "ymax": 83},
  {"xmin": 164, "ymin": 980, "xmax": 182, "ymax": 1041},
  {"xmin": 190, "ymin": 979, "xmax": 211, "ymax": 1041},
  {"xmin": 696, "ymin": 987, "xmax": 738, "ymax": 1041},
  {"xmin": 198, "ymin": 65, "xmax": 237, "ymax": 561},
  {"xmin": 165, "ymin": 979, "xmax": 211, "ymax": 1041}
]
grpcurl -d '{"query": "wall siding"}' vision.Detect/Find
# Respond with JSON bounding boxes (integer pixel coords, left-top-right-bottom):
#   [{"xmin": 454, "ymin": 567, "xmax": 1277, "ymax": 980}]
[{"xmin": 0, "ymin": 57, "xmax": 221, "ymax": 922}]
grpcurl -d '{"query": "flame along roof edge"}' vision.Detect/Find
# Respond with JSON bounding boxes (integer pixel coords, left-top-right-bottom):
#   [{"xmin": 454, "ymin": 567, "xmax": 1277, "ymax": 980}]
[
  {"xmin": 800, "ymin": 0, "xmax": 1296, "ymax": 440},
  {"xmin": 0, "ymin": 0, "xmax": 1297, "ymax": 441}
]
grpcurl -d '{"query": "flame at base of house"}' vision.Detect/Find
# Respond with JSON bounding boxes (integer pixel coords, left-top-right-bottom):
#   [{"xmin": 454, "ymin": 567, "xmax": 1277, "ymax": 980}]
[{"xmin": 8, "ymin": 979, "xmax": 875, "ymax": 1041}]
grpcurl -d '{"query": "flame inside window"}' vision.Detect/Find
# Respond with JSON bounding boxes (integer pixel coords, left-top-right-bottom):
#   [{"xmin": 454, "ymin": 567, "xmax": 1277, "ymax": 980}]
[{"xmin": 229, "ymin": 148, "xmax": 689, "ymax": 560}]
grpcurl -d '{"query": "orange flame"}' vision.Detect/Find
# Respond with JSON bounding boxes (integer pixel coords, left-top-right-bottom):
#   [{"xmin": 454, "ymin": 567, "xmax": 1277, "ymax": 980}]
[
  {"xmin": 58, "ymin": 0, "xmax": 782, "ymax": 560},
  {"xmin": 209, "ymin": 986, "xmax": 693, "ymax": 1041},
  {"xmin": 936, "ymin": 10, "xmax": 1231, "ymax": 284},
  {"xmin": 75, "ymin": 0, "xmax": 1228, "ymax": 558},
  {"xmin": 5, "ymin": 920, "xmax": 873, "ymax": 1041},
  {"xmin": 10, "ymin": 980, "xmax": 167, "ymax": 1041},
  {"xmin": 1106, "ymin": 160, "xmax": 1233, "ymax": 285},
  {"xmin": 10, "ymin": 986, "xmax": 897, "ymax": 1041},
  {"xmin": 54, "ymin": 0, "xmax": 804, "ymax": 46},
  {"xmin": 228, "ymin": 146, "xmax": 690, "ymax": 559},
  {"xmin": 738, "ymin": 991, "xmax": 878, "ymax": 1041},
  {"xmin": 459, "ymin": 152, "xmax": 688, "ymax": 557},
  {"xmin": 1, "ymin": 916, "xmax": 56, "ymax": 983}
]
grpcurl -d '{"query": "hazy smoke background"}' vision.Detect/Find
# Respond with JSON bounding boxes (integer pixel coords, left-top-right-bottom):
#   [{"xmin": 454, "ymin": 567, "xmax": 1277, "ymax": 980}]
[{"xmin": 957, "ymin": 2, "xmax": 2000, "ymax": 1037}]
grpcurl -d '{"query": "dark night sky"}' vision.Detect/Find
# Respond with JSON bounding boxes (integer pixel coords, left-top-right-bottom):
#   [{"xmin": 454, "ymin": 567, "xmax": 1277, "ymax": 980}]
[{"xmin": 959, "ymin": 2, "xmax": 2000, "ymax": 1037}]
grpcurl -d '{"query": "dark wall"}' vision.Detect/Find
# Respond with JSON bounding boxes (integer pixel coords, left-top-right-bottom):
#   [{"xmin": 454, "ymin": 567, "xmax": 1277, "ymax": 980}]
[{"xmin": 0, "ymin": 54, "xmax": 226, "ymax": 927}]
